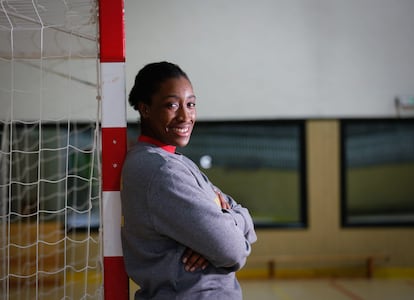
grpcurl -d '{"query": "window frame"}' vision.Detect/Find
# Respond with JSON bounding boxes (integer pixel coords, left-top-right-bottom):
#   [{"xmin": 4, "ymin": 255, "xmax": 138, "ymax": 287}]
[{"xmin": 340, "ymin": 118, "xmax": 414, "ymax": 228}]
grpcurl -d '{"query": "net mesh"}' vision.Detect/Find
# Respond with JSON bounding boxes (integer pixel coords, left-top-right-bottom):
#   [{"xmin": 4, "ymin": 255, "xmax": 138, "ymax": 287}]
[{"xmin": 0, "ymin": 1, "xmax": 102, "ymax": 299}]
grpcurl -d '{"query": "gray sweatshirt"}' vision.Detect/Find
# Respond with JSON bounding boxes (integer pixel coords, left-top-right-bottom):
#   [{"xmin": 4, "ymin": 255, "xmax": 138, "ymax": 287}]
[{"xmin": 121, "ymin": 140, "xmax": 257, "ymax": 300}]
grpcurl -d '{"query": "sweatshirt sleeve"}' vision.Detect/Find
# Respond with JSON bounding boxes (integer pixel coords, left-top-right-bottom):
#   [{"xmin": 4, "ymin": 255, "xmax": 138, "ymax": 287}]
[
  {"xmin": 220, "ymin": 193, "xmax": 257, "ymax": 245},
  {"xmin": 146, "ymin": 159, "xmax": 256, "ymax": 271}
]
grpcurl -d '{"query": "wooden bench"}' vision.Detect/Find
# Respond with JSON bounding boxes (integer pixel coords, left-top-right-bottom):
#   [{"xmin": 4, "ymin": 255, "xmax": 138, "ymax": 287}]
[{"xmin": 248, "ymin": 253, "xmax": 390, "ymax": 279}]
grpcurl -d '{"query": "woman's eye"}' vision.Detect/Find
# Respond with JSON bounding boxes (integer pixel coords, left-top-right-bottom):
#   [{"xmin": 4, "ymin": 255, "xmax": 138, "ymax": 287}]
[
  {"xmin": 167, "ymin": 103, "xmax": 179, "ymax": 109},
  {"xmin": 188, "ymin": 102, "xmax": 196, "ymax": 108}
]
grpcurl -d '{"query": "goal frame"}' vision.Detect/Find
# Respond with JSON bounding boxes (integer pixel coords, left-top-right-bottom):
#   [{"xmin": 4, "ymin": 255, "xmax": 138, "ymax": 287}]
[{"xmin": 98, "ymin": 0, "xmax": 129, "ymax": 299}]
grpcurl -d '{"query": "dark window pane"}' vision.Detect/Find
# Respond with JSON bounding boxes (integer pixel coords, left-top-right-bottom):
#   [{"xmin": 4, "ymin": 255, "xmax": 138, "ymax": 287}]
[
  {"xmin": 0, "ymin": 122, "xmax": 100, "ymax": 229},
  {"xmin": 341, "ymin": 119, "xmax": 414, "ymax": 226}
]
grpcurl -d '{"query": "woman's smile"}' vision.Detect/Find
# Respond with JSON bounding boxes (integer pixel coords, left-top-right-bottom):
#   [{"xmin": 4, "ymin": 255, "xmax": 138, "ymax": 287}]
[{"xmin": 140, "ymin": 76, "xmax": 196, "ymax": 147}]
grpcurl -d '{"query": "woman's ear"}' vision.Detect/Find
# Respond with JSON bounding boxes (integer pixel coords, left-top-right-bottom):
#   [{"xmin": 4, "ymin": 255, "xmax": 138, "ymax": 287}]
[{"xmin": 138, "ymin": 103, "xmax": 150, "ymax": 118}]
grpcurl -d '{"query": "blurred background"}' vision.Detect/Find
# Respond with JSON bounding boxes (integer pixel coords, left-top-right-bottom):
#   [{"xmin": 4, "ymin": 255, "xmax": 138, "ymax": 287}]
[
  {"xmin": 124, "ymin": 0, "xmax": 414, "ymax": 279},
  {"xmin": 1, "ymin": 0, "xmax": 413, "ymax": 299}
]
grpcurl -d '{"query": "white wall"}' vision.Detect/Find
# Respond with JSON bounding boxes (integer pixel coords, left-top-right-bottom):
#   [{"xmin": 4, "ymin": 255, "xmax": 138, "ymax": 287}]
[
  {"xmin": 0, "ymin": 59, "xmax": 98, "ymax": 122},
  {"xmin": 0, "ymin": 2, "xmax": 99, "ymax": 122},
  {"xmin": 125, "ymin": 0, "xmax": 414, "ymax": 121}
]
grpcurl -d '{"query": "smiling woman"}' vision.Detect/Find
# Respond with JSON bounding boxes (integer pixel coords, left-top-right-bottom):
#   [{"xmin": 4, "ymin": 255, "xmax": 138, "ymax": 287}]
[
  {"xmin": 121, "ymin": 62, "xmax": 257, "ymax": 299},
  {"xmin": 140, "ymin": 76, "xmax": 196, "ymax": 147},
  {"xmin": 128, "ymin": 62, "xmax": 196, "ymax": 147}
]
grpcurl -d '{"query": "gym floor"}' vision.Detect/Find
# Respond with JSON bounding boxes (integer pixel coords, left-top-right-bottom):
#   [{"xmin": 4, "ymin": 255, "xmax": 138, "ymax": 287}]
[
  {"xmin": 240, "ymin": 278, "xmax": 414, "ymax": 300},
  {"xmin": 8, "ymin": 277, "xmax": 414, "ymax": 299}
]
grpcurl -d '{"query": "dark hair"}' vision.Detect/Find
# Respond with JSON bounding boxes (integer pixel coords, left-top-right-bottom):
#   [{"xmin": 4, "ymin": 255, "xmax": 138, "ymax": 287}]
[{"xmin": 128, "ymin": 61, "xmax": 190, "ymax": 110}]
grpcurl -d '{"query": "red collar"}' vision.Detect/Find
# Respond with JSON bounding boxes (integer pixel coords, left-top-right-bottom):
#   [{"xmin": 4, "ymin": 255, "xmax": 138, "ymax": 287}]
[{"xmin": 138, "ymin": 135, "xmax": 176, "ymax": 154}]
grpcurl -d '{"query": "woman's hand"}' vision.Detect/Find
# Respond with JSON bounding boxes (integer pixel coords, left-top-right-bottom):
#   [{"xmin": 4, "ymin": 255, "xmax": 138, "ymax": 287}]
[
  {"xmin": 182, "ymin": 248, "xmax": 209, "ymax": 272},
  {"xmin": 216, "ymin": 190, "xmax": 230, "ymax": 210}
]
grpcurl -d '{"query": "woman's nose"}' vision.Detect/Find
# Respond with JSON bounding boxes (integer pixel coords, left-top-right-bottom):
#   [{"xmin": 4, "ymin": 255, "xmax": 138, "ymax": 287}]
[{"xmin": 177, "ymin": 106, "xmax": 190, "ymax": 121}]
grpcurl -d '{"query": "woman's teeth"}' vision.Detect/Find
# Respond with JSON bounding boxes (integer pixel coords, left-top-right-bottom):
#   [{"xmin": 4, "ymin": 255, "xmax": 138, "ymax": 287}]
[{"xmin": 171, "ymin": 127, "xmax": 189, "ymax": 133}]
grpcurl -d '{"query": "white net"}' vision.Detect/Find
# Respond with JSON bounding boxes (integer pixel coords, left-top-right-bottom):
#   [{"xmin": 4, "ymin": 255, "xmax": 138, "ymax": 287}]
[{"xmin": 0, "ymin": 1, "xmax": 102, "ymax": 299}]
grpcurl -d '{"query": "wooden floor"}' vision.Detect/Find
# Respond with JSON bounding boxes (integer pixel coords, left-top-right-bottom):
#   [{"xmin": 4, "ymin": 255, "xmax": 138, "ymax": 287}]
[
  {"xmin": 240, "ymin": 278, "xmax": 414, "ymax": 300},
  {"xmin": 6, "ymin": 278, "xmax": 414, "ymax": 299}
]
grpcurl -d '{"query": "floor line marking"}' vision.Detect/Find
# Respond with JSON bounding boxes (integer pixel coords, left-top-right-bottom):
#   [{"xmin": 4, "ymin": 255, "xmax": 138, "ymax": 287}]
[{"xmin": 329, "ymin": 280, "xmax": 365, "ymax": 300}]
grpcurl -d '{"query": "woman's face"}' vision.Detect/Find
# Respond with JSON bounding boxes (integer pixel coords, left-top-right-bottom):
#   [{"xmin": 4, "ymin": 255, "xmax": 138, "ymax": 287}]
[{"xmin": 141, "ymin": 76, "xmax": 196, "ymax": 147}]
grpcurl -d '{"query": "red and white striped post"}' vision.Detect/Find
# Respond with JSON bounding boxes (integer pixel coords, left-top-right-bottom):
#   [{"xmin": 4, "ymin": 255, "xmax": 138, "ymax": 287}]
[{"xmin": 98, "ymin": 0, "xmax": 129, "ymax": 299}]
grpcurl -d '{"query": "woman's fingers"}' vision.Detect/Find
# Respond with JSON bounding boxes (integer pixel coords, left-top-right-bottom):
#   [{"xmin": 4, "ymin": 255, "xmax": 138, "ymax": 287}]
[{"xmin": 182, "ymin": 248, "xmax": 209, "ymax": 272}]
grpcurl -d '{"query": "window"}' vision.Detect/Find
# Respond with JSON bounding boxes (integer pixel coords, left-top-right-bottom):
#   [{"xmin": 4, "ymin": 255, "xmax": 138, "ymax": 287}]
[
  {"xmin": 0, "ymin": 122, "xmax": 100, "ymax": 230},
  {"xmin": 341, "ymin": 119, "xmax": 414, "ymax": 227},
  {"xmin": 128, "ymin": 120, "xmax": 307, "ymax": 228}
]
